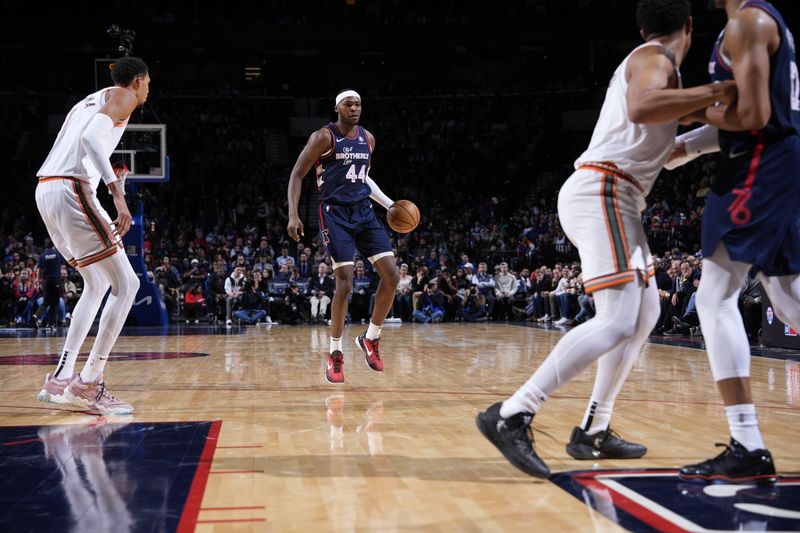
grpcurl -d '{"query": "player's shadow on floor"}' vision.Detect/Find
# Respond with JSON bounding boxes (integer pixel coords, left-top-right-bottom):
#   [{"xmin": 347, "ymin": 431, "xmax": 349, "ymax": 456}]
[{"xmin": 212, "ymin": 455, "xmax": 545, "ymax": 484}]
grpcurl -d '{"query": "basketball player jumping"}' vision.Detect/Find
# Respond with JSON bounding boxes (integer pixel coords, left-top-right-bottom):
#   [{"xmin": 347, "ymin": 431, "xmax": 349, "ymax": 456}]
[
  {"xmin": 287, "ymin": 90, "xmax": 400, "ymax": 384},
  {"xmin": 476, "ymin": 0, "xmax": 737, "ymax": 478},
  {"xmin": 668, "ymin": 0, "xmax": 800, "ymax": 484},
  {"xmin": 35, "ymin": 56, "xmax": 149, "ymax": 414}
]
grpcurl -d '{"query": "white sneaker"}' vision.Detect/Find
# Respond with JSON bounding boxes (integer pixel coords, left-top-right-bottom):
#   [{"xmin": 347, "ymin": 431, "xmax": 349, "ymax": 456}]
[
  {"xmin": 554, "ymin": 317, "xmax": 568, "ymax": 325},
  {"xmin": 538, "ymin": 314, "xmax": 550, "ymax": 322},
  {"xmin": 266, "ymin": 316, "xmax": 273, "ymax": 324}
]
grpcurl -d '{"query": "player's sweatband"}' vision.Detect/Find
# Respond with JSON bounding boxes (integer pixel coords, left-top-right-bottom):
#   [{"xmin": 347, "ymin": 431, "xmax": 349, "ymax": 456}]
[
  {"xmin": 335, "ymin": 90, "xmax": 361, "ymax": 106},
  {"xmin": 80, "ymin": 113, "xmax": 120, "ymax": 185},
  {"xmin": 366, "ymin": 176, "xmax": 393, "ymax": 209},
  {"xmin": 664, "ymin": 125, "xmax": 720, "ymax": 170}
]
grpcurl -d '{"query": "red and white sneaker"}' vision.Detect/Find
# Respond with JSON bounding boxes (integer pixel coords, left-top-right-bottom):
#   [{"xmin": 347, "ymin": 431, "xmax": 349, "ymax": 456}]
[
  {"xmin": 356, "ymin": 333, "xmax": 383, "ymax": 372},
  {"xmin": 37, "ymin": 373, "xmax": 73, "ymax": 404},
  {"xmin": 325, "ymin": 351, "xmax": 345, "ymax": 384},
  {"xmin": 64, "ymin": 375, "xmax": 134, "ymax": 415}
]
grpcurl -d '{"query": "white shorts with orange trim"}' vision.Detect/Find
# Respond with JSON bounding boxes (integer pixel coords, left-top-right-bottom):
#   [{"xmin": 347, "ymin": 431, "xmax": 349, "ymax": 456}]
[
  {"xmin": 35, "ymin": 177, "xmax": 121, "ymax": 268},
  {"xmin": 558, "ymin": 165, "xmax": 654, "ymax": 294}
]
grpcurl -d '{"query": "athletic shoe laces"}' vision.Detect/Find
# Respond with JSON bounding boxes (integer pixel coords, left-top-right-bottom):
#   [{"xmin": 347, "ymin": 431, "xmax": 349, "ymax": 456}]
[{"xmin": 331, "ymin": 354, "xmax": 343, "ymax": 373}]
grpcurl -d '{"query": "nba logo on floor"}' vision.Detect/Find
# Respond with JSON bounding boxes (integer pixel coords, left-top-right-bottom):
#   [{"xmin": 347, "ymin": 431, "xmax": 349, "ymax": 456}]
[
  {"xmin": 785, "ymin": 324, "xmax": 798, "ymax": 337},
  {"xmin": 551, "ymin": 469, "xmax": 800, "ymax": 532}
]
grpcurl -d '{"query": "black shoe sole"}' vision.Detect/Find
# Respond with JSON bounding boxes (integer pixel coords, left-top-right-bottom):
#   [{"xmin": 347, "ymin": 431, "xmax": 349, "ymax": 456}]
[
  {"xmin": 565, "ymin": 442, "xmax": 647, "ymax": 460},
  {"xmin": 475, "ymin": 412, "xmax": 551, "ymax": 479},
  {"xmin": 677, "ymin": 472, "xmax": 777, "ymax": 485}
]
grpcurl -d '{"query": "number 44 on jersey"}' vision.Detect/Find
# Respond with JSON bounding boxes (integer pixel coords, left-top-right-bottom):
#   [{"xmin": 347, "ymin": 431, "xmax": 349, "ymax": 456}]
[{"xmin": 346, "ymin": 164, "xmax": 367, "ymax": 183}]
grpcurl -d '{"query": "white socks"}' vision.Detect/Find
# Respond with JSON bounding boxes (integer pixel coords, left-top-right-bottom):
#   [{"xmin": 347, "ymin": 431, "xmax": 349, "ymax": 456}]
[
  {"xmin": 53, "ymin": 348, "xmax": 77, "ymax": 380},
  {"xmin": 366, "ymin": 321, "xmax": 382, "ymax": 340},
  {"xmin": 330, "ymin": 336, "xmax": 343, "ymax": 354},
  {"xmin": 581, "ymin": 400, "xmax": 614, "ymax": 435},
  {"xmin": 501, "ymin": 383, "xmax": 547, "ymax": 418},
  {"xmin": 725, "ymin": 404, "xmax": 765, "ymax": 451}
]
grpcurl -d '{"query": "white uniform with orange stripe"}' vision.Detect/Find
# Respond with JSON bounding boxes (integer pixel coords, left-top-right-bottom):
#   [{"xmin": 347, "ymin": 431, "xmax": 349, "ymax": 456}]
[
  {"xmin": 560, "ymin": 42, "xmax": 680, "ymax": 293},
  {"xmin": 35, "ymin": 87, "xmax": 128, "ymax": 268}
]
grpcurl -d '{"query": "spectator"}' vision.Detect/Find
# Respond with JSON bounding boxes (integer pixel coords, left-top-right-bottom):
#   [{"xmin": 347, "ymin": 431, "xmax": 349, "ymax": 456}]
[
  {"xmin": 493, "ymin": 262, "xmax": 518, "ymax": 320},
  {"xmin": 208, "ymin": 263, "xmax": 229, "ymax": 321},
  {"xmin": 471, "ymin": 262, "xmax": 496, "ymax": 317},
  {"xmin": 308, "ymin": 263, "xmax": 334, "ymax": 323},
  {"xmin": 184, "ymin": 283, "xmax": 206, "ymax": 323},
  {"xmin": 394, "ymin": 263, "xmax": 413, "ymax": 321},
  {"xmin": 457, "ymin": 286, "xmax": 488, "ymax": 322},
  {"xmin": 233, "ymin": 279, "xmax": 267, "ymax": 325},
  {"xmin": 413, "ymin": 282, "xmax": 445, "ymax": 323},
  {"xmin": 351, "ymin": 260, "xmax": 373, "ymax": 323},
  {"xmin": 182, "ymin": 258, "xmax": 206, "ymax": 292},
  {"xmin": 224, "ymin": 265, "xmax": 246, "ymax": 327}
]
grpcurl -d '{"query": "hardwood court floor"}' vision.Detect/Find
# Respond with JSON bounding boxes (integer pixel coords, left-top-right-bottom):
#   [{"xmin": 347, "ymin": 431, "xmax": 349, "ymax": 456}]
[{"xmin": 0, "ymin": 323, "xmax": 798, "ymax": 532}]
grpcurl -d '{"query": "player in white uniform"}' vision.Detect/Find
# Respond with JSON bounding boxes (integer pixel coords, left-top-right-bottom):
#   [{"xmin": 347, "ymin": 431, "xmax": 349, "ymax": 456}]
[
  {"xmin": 35, "ymin": 56, "xmax": 150, "ymax": 415},
  {"xmin": 476, "ymin": 0, "xmax": 737, "ymax": 478}
]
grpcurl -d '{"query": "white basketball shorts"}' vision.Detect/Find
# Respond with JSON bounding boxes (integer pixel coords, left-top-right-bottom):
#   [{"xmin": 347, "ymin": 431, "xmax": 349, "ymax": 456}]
[
  {"xmin": 557, "ymin": 162, "xmax": 654, "ymax": 293},
  {"xmin": 35, "ymin": 177, "xmax": 121, "ymax": 268}
]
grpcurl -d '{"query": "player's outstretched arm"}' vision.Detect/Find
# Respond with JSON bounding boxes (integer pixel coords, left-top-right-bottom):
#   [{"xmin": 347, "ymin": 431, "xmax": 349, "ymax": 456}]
[
  {"xmin": 360, "ymin": 129, "xmax": 394, "ymax": 209},
  {"xmin": 287, "ymin": 129, "xmax": 332, "ymax": 242},
  {"xmin": 365, "ymin": 177, "xmax": 393, "ymax": 209},
  {"xmin": 704, "ymin": 9, "xmax": 775, "ymax": 132},
  {"xmin": 626, "ymin": 47, "xmax": 738, "ymax": 124}
]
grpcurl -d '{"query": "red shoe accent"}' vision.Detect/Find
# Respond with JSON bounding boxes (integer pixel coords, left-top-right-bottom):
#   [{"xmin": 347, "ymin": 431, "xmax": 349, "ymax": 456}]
[
  {"xmin": 325, "ymin": 351, "xmax": 345, "ymax": 384},
  {"xmin": 357, "ymin": 334, "xmax": 383, "ymax": 372}
]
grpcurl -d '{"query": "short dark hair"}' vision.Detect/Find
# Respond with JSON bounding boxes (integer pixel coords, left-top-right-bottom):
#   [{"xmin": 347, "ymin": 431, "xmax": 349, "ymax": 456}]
[
  {"xmin": 110, "ymin": 56, "xmax": 148, "ymax": 86},
  {"xmin": 636, "ymin": 0, "xmax": 690, "ymax": 38}
]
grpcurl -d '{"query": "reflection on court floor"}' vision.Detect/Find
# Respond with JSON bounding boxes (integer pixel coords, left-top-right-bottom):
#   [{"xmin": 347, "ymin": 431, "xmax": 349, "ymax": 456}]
[{"xmin": 0, "ymin": 420, "xmax": 219, "ymax": 532}]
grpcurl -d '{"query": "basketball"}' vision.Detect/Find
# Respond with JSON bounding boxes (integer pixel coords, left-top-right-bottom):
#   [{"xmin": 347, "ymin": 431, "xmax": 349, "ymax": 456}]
[{"xmin": 386, "ymin": 199, "xmax": 420, "ymax": 233}]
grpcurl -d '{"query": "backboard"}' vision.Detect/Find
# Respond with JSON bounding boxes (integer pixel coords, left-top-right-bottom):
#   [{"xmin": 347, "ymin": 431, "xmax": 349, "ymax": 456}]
[{"xmin": 112, "ymin": 124, "xmax": 169, "ymax": 183}]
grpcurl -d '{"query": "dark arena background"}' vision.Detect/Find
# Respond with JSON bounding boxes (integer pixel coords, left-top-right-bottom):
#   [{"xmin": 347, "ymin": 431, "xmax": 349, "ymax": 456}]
[{"xmin": 1, "ymin": 1, "xmax": 799, "ymax": 531}]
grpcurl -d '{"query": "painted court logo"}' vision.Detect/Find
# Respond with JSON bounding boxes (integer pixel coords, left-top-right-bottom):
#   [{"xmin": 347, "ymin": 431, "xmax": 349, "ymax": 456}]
[{"xmin": 550, "ymin": 469, "xmax": 800, "ymax": 532}]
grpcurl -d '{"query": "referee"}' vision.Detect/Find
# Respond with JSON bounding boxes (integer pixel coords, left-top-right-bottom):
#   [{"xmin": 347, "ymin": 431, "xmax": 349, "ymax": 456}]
[{"xmin": 36, "ymin": 242, "xmax": 64, "ymax": 328}]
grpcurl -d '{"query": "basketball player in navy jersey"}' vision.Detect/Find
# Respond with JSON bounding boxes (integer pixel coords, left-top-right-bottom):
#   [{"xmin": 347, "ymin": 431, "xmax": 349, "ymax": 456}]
[
  {"xmin": 287, "ymin": 90, "xmax": 400, "ymax": 384},
  {"xmin": 668, "ymin": 0, "xmax": 800, "ymax": 484}
]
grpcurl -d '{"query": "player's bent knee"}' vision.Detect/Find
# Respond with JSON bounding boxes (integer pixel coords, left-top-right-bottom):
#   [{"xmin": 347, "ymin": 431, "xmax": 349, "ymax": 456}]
[
  {"xmin": 383, "ymin": 268, "xmax": 400, "ymax": 288},
  {"xmin": 335, "ymin": 283, "xmax": 353, "ymax": 298}
]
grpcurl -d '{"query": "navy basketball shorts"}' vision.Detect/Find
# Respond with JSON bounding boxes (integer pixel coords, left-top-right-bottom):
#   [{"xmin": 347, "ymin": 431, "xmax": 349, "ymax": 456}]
[
  {"xmin": 702, "ymin": 135, "xmax": 800, "ymax": 276},
  {"xmin": 318, "ymin": 199, "xmax": 393, "ymax": 269}
]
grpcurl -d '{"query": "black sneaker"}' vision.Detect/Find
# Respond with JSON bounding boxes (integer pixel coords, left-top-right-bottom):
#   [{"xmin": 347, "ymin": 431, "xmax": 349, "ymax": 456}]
[
  {"xmin": 475, "ymin": 402, "xmax": 550, "ymax": 478},
  {"xmin": 565, "ymin": 426, "xmax": 647, "ymax": 460},
  {"xmin": 679, "ymin": 438, "xmax": 777, "ymax": 484}
]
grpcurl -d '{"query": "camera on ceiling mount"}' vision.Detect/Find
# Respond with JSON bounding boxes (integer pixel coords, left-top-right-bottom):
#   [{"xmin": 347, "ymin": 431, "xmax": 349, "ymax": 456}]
[{"xmin": 107, "ymin": 24, "xmax": 136, "ymax": 56}]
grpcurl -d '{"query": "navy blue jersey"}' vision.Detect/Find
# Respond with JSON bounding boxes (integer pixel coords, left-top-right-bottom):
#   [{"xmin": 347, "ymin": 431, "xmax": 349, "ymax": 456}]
[
  {"xmin": 709, "ymin": 0, "xmax": 800, "ymax": 158},
  {"xmin": 316, "ymin": 124, "xmax": 372, "ymax": 205},
  {"xmin": 37, "ymin": 248, "xmax": 63, "ymax": 279}
]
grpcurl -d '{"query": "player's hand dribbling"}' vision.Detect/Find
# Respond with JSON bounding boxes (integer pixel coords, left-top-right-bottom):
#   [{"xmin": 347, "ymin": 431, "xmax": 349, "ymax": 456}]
[{"xmin": 287, "ymin": 214, "xmax": 304, "ymax": 242}]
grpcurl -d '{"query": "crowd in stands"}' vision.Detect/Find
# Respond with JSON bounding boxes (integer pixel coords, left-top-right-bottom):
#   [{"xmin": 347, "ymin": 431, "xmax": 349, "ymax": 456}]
[{"xmin": 1, "ymin": 60, "xmax": 741, "ymax": 338}]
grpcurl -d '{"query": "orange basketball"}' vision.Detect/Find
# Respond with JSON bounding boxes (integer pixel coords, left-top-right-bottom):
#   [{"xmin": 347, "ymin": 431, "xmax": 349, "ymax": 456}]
[{"xmin": 387, "ymin": 199, "xmax": 420, "ymax": 233}]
